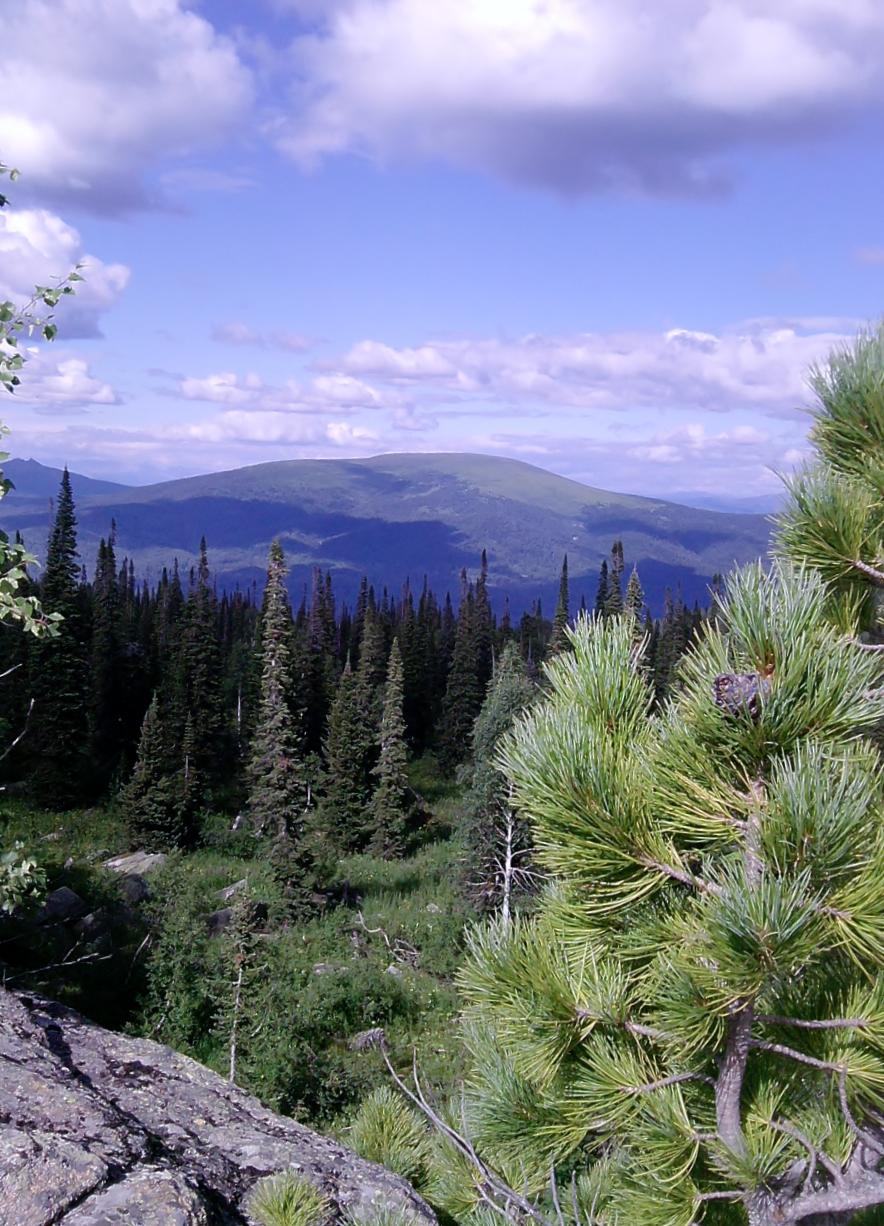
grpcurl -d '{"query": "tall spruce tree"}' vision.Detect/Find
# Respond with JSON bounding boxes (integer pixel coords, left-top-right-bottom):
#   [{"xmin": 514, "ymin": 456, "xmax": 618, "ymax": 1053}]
[
  {"xmin": 439, "ymin": 572, "xmax": 484, "ymax": 770},
  {"xmin": 549, "ymin": 554, "xmax": 570, "ymax": 655},
  {"xmin": 321, "ymin": 659, "xmax": 375, "ymax": 853},
  {"xmin": 29, "ymin": 468, "xmax": 88, "ymax": 806},
  {"xmin": 122, "ymin": 693, "xmax": 184, "ymax": 850},
  {"xmin": 368, "ymin": 638, "xmax": 411, "ymax": 859},
  {"xmin": 247, "ymin": 542, "xmax": 307, "ymax": 838},
  {"xmin": 447, "ymin": 334, "xmax": 884, "ymax": 1226},
  {"xmin": 594, "ymin": 558, "xmax": 609, "ymax": 618}
]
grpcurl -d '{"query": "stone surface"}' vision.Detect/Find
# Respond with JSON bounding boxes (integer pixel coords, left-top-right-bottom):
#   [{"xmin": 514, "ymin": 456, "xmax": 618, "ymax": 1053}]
[
  {"xmin": 103, "ymin": 851, "xmax": 167, "ymax": 877},
  {"xmin": 38, "ymin": 886, "xmax": 88, "ymax": 924},
  {"xmin": 216, "ymin": 879, "xmax": 248, "ymax": 903},
  {"xmin": 0, "ymin": 988, "xmax": 436, "ymax": 1226}
]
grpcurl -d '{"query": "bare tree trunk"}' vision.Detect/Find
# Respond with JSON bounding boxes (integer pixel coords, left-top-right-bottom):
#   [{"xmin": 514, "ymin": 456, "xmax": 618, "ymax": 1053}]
[{"xmin": 228, "ymin": 960, "xmax": 244, "ymax": 1083}]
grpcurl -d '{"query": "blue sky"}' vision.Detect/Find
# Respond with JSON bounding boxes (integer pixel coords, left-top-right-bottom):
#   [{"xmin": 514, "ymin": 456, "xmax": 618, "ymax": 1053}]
[{"xmin": 2, "ymin": 0, "xmax": 883, "ymax": 505}]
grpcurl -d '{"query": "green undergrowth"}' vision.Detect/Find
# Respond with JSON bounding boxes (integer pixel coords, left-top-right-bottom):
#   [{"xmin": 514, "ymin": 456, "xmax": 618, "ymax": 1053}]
[{"xmin": 0, "ymin": 763, "xmax": 470, "ymax": 1134}]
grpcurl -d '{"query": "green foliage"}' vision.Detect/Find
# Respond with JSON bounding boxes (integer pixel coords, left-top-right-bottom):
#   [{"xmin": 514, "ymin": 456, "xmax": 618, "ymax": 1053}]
[
  {"xmin": 122, "ymin": 694, "xmax": 188, "ymax": 850},
  {"xmin": 456, "ymin": 562, "xmax": 884, "ymax": 1223},
  {"xmin": 248, "ymin": 542, "xmax": 308, "ymax": 839},
  {"xmin": 322, "ymin": 660, "xmax": 376, "ymax": 854},
  {"xmin": 0, "ymin": 840, "xmax": 46, "ymax": 913},
  {"xmin": 776, "ymin": 322, "xmax": 884, "ymax": 633},
  {"xmin": 248, "ymin": 1171, "xmax": 330, "ymax": 1226},
  {"xmin": 459, "ymin": 643, "xmax": 536, "ymax": 915},
  {"xmin": 348, "ymin": 1087, "xmax": 434, "ymax": 1190},
  {"xmin": 369, "ymin": 639, "xmax": 412, "ymax": 860}
]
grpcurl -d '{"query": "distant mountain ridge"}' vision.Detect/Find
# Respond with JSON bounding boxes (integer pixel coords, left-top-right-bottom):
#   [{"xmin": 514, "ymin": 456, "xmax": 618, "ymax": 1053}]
[{"xmin": 0, "ymin": 452, "xmax": 773, "ymax": 613}]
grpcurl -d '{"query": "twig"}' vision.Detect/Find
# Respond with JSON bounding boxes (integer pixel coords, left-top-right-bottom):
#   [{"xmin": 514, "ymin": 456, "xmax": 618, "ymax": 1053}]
[
  {"xmin": 851, "ymin": 559, "xmax": 884, "ymax": 588},
  {"xmin": 839, "ymin": 1071, "xmax": 884, "ymax": 1158},
  {"xmin": 749, "ymin": 1040, "xmax": 845, "ymax": 1074},
  {"xmin": 768, "ymin": 1117, "xmax": 842, "ymax": 1189},
  {"xmin": 0, "ymin": 697, "xmax": 34, "ymax": 765},
  {"xmin": 627, "ymin": 1070, "xmax": 715, "ymax": 1095},
  {"xmin": 757, "ymin": 1015, "xmax": 868, "ymax": 1032},
  {"xmin": 637, "ymin": 856, "xmax": 725, "ymax": 898},
  {"xmin": 2, "ymin": 946, "xmax": 111, "ymax": 983}
]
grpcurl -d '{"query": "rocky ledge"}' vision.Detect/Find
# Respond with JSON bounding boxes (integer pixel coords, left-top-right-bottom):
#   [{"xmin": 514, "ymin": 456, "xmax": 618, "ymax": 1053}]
[{"xmin": 0, "ymin": 988, "xmax": 435, "ymax": 1225}]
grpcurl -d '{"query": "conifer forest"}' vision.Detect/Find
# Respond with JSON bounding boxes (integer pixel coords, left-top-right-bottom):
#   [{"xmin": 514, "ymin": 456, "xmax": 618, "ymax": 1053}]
[{"xmin": 2, "ymin": 170, "xmax": 884, "ymax": 1226}]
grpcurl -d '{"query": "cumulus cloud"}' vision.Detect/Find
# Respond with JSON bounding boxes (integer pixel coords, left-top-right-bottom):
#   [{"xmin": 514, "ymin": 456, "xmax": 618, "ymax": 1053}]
[
  {"xmin": 338, "ymin": 319, "xmax": 856, "ymax": 417},
  {"xmin": 172, "ymin": 369, "xmax": 395, "ymax": 412},
  {"xmin": 276, "ymin": 0, "xmax": 884, "ymax": 195},
  {"xmin": 1, "ymin": 0, "xmax": 252, "ymax": 213},
  {"xmin": 211, "ymin": 321, "xmax": 316, "ymax": 351},
  {"xmin": 8, "ymin": 349, "xmax": 121, "ymax": 412},
  {"xmin": 0, "ymin": 207, "xmax": 130, "ymax": 338}
]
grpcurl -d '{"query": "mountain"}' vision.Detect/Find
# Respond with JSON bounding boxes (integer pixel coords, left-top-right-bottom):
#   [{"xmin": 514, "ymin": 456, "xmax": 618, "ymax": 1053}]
[
  {"xmin": 0, "ymin": 452, "xmax": 773, "ymax": 612},
  {"xmin": 4, "ymin": 457, "xmax": 129, "ymax": 502}
]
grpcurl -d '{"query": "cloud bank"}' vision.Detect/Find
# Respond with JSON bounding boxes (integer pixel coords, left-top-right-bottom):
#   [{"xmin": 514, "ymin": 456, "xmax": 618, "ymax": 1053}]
[{"xmin": 278, "ymin": 0, "xmax": 884, "ymax": 195}]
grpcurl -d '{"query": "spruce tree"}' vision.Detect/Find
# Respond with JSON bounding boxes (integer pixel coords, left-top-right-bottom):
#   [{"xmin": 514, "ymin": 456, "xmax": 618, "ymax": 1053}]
[
  {"xmin": 549, "ymin": 554, "xmax": 570, "ymax": 655},
  {"xmin": 594, "ymin": 558, "xmax": 609, "ymax": 618},
  {"xmin": 90, "ymin": 531, "xmax": 124, "ymax": 791},
  {"xmin": 459, "ymin": 642, "xmax": 535, "ymax": 916},
  {"xmin": 321, "ymin": 659, "xmax": 374, "ymax": 853},
  {"xmin": 368, "ymin": 638, "xmax": 411, "ymax": 859},
  {"xmin": 604, "ymin": 542, "xmax": 624, "ymax": 617},
  {"xmin": 122, "ymin": 693, "xmax": 184, "ymax": 850},
  {"xmin": 439, "ymin": 573, "xmax": 483, "ymax": 771},
  {"xmin": 624, "ymin": 563, "xmax": 645, "ymax": 622},
  {"xmin": 29, "ymin": 468, "xmax": 88, "ymax": 806},
  {"xmin": 247, "ymin": 542, "xmax": 307, "ymax": 838}
]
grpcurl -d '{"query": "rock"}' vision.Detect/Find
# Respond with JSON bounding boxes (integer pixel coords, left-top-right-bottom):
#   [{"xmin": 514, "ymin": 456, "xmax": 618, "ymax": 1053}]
[
  {"xmin": 424, "ymin": 903, "xmax": 441, "ymax": 914},
  {"xmin": 38, "ymin": 887, "xmax": 88, "ymax": 925},
  {"xmin": 385, "ymin": 964, "xmax": 403, "ymax": 978},
  {"xmin": 103, "ymin": 851, "xmax": 167, "ymax": 878},
  {"xmin": 72, "ymin": 911, "xmax": 113, "ymax": 950},
  {"xmin": 206, "ymin": 907, "xmax": 233, "ymax": 936},
  {"xmin": 62, "ymin": 1169, "xmax": 210, "ymax": 1225},
  {"xmin": 117, "ymin": 874, "xmax": 151, "ymax": 905},
  {"xmin": 312, "ymin": 962, "xmax": 339, "ymax": 976},
  {"xmin": 215, "ymin": 878, "xmax": 248, "ymax": 903},
  {"xmin": 0, "ymin": 988, "xmax": 436, "ymax": 1226}
]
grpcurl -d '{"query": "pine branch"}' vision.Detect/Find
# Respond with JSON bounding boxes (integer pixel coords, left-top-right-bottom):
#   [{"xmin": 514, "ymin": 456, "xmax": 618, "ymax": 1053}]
[
  {"xmin": 757, "ymin": 1015, "xmax": 869, "ymax": 1031},
  {"xmin": 839, "ymin": 1071, "xmax": 884, "ymax": 1158},
  {"xmin": 749, "ymin": 1040, "xmax": 845, "ymax": 1074},
  {"xmin": 637, "ymin": 855, "xmax": 725, "ymax": 898},
  {"xmin": 626, "ymin": 1070, "xmax": 714, "ymax": 1095},
  {"xmin": 852, "ymin": 559, "xmax": 884, "ymax": 588},
  {"xmin": 767, "ymin": 1118, "xmax": 843, "ymax": 1188}
]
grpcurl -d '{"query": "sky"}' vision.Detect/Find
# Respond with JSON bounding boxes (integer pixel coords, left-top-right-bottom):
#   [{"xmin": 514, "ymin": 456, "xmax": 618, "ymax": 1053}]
[{"xmin": 2, "ymin": 0, "xmax": 883, "ymax": 507}]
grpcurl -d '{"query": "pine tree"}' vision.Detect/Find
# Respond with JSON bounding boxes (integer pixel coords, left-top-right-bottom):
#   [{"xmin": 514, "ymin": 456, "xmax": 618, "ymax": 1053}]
[
  {"xmin": 451, "ymin": 335, "xmax": 884, "ymax": 1225},
  {"xmin": 90, "ymin": 530, "xmax": 124, "ymax": 790},
  {"xmin": 459, "ymin": 642, "xmax": 535, "ymax": 916},
  {"xmin": 122, "ymin": 693, "xmax": 184, "ymax": 850},
  {"xmin": 29, "ymin": 468, "xmax": 88, "ymax": 806},
  {"xmin": 368, "ymin": 638, "xmax": 411, "ymax": 859},
  {"xmin": 247, "ymin": 542, "xmax": 307, "ymax": 838},
  {"xmin": 549, "ymin": 554, "xmax": 570, "ymax": 655}
]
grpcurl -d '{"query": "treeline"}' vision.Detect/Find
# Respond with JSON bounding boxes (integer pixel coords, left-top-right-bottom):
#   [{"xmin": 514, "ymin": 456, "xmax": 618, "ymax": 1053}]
[{"xmin": 0, "ymin": 469, "xmax": 708, "ymax": 850}]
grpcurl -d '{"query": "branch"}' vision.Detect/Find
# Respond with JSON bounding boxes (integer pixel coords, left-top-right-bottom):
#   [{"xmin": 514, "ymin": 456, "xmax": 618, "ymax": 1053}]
[
  {"xmin": 382, "ymin": 1046, "xmax": 557, "ymax": 1226},
  {"xmin": 767, "ymin": 1118, "xmax": 843, "ymax": 1188},
  {"xmin": 637, "ymin": 855, "xmax": 725, "ymax": 898},
  {"xmin": 0, "ymin": 696, "xmax": 33, "ymax": 765},
  {"xmin": 716, "ymin": 1006, "xmax": 753, "ymax": 1157},
  {"xmin": 851, "ymin": 559, "xmax": 884, "ymax": 588},
  {"xmin": 626, "ymin": 1071, "xmax": 714, "ymax": 1095},
  {"xmin": 757, "ymin": 1015, "xmax": 869, "ymax": 1032},
  {"xmin": 839, "ymin": 1071, "xmax": 884, "ymax": 1158},
  {"xmin": 749, "ymin": 1040, "xmax": 845, "ymax": 1074}
]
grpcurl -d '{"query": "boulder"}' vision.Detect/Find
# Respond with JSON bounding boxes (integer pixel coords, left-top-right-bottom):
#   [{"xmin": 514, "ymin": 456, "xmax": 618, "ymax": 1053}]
[
  {"xmin": 38, "ymin": 886, "xmax": 88, "ymax": 925},
  {"xmin": 0, "ymin": 988, "xmax": 436, "ymax": 1225},
  {"xmin": 215, "ymin": 878, "xmax": 248, "ymax": 903},
  {"xmin": 103, "ymin": 851, "xmax": 167, "ymax": 877}
]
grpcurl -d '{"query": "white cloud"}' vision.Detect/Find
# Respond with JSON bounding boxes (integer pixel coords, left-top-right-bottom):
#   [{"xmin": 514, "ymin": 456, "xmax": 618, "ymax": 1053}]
[
  {"xmin": 8, "ymin": 349, "xmax": 121, "ymax": 412},
  {"xmin": 172, "ymin": 369, "xmax": 395, "ymax": 412},
  {"xmin": 0, "ymin": 208, "xmax": 130, "ymax": 338},
  {"xmin": 277, "ymin": 0, "xmax": 884, "ymax": 195},
  {"xmin": 337, "ymin": 318, "xmax": 856, "ymax": 417},
  {"xmin": 211, "ymin": 321, "xmax": 316, "ymax": 351},
  {"xmin": 1, "ymin": 0, "xmax": 252, "ymax": 213}
]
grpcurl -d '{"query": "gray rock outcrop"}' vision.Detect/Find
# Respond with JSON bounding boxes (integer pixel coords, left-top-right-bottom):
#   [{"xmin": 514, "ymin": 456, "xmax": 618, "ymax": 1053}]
[{"xmin": 0, "ymin": 988, "xmax": 436, "ymax": 1226}]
